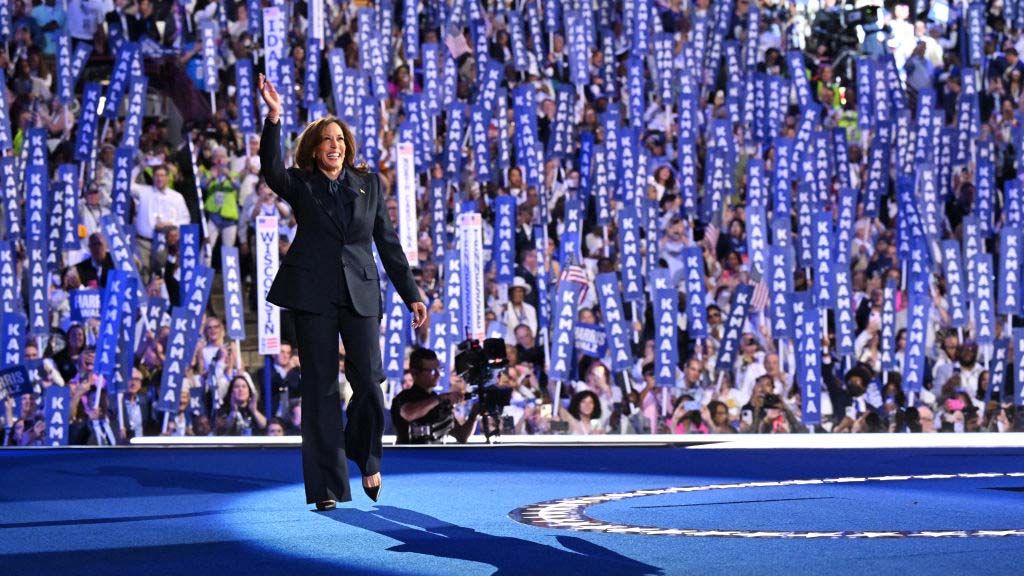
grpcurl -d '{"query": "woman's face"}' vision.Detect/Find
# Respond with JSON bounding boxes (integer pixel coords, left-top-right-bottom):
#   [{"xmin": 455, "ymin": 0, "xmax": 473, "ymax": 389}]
[
  {"xmin": 579, "ymin": 396, "xmax": 594, "ymax": 417},
  {"xmin": 315, "ymin": 122, "xmax": 346, "ymax": 174},
  {"xmin": 730, "ymin": 220, "xmax": 743, "ymax": 237},
  {"xmin": 69, "ymin": 326, "xmax": 85, "ymax": 349},
  {"xmin": 231, "ymin": 379, "xmax": 250, "ymax": 403},
  {"xmin": 204, "ymin": 319, "xmax": 223, "ymax": 342}
]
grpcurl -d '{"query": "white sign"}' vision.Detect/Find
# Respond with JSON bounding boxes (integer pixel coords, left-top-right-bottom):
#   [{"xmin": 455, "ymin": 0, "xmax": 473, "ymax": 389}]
[
  {"xmin": 457, "ymin": 212, "xmax": 485, "ymax": 341},
  {"xmin": 255, "ymin": 215, "xmax": 281, "ymax": 355},
  {"xmin": 396, "ymin": 140, "xmax": 419, "ymax": 267}
]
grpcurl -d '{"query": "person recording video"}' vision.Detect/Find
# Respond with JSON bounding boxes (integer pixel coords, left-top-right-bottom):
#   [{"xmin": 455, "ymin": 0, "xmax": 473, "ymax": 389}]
[{"xmin": 391, "ymin": 348, "xmax": 481, "ymax": 444}]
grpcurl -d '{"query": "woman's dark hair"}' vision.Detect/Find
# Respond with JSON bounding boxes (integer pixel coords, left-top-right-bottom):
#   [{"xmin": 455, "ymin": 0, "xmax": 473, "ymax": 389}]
[
  {"xmin": 568, "ymin": 390, "xmax": 602, "ymax": 421},
  {"xmin": 293, "ymin": 116, "xmax": 369, "ymax": 174}
]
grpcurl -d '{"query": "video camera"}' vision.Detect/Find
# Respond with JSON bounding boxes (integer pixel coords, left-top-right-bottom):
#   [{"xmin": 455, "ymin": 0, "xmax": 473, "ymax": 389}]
[
  {"xmin": 812, "ymin": 4, "xmax": 879, "ymax": 50},
  {"xmin": 453, "ymin": 337, "xmax": 513, "ymax": 440}
]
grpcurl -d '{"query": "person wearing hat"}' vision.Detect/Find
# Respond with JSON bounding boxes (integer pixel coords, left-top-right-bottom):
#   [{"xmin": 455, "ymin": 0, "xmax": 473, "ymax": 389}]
[{"xmin": 501, "ymin": 276, "xmax": 538, "ymax": 345}]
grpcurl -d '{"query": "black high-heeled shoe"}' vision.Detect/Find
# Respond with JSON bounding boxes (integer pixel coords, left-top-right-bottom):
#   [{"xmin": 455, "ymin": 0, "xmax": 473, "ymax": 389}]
[
  {"xmin": 362, "ymin": 476, "xmax": 381, "ymax": 502},
  {"xmin": 315, "ymin": 499, "xmax": 336, "ymax": 511}
]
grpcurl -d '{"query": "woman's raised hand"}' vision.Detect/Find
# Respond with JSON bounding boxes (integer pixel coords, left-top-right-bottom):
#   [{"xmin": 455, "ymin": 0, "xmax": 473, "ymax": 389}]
[{"xmin": 258, "ymin": 73, "xmax": 283, "ymax": 119}]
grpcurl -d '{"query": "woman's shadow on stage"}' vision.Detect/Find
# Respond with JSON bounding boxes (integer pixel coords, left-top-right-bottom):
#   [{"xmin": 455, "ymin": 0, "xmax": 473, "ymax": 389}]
[{"xmin": 327, "ymin": 505, "xmax": 662, "ymax": 575}]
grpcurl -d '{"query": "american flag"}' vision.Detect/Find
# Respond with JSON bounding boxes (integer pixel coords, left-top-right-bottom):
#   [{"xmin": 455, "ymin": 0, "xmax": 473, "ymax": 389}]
[
  {"xmin": 558, "ymin": 264, "xmax": 590, "ymax": 303},
  {"xmin": 703, "ymin": 221, "xmax": 720, "ymax": 249},
  {"xmin": 750, "ymin": 278, "xmax": 769, "ymax": 313}
]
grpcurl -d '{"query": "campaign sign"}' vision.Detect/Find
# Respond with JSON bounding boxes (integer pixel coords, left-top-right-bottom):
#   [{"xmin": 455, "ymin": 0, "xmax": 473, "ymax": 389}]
[
  {"xmin": 903, "ymin": 290, "xmax": 930, "ymax": 393},
  {"xmin": 595, "ymin": 273, "xmax": 632, "ymax": 370},
  {"xmin": 384, "ymin": 286, "xmax": 407, "ymax": 380},
  {"xmin": 0, "ymin": 364, "xmax": 32, "ymax": 402},
  {"xmin": 768, "ymin": 245, "xmax": 795, "ymax": 339},
  {"xmin": 940, "ymin": 240, "xmax": 967, "ymax": 328},
  {"xmin": 156, "ymin": 308, "xmax": 200, "ymax": 413},
  {"xmin": 574, "ymin": 322, "xmax": 607, "ymax": 359},
  {"xmin": 221, "ymin": 246, "xmax": 246, "ymax": 340},
  {"xmin": 0, "ymin": 240, "xmax": 18, "ymax": 313},
  {"xmin": 986, "ymin": 338, "xmax": 1009, "ymax": 404},
  {"xmin": 429, "ymin": 310, "xmax": 451, "ymax": 391},
  {"xmin": 717, "ymin": 284, "xmax": 754, "ymax": 372},
  {"xmin": 973, "ymin": 253, "xmax": 995, "ymax": 345},
  {"xmin": 493, "ymin": 196, "xmax": 516, "ymax": 283},
  {"xmin": 652, "ymin": 272, "xmax": 679, "ymax": 387},
  {"xmin": 998, "ymin": 227, "xmax": 1021, "ymax": 315},
  {"xmin": 549, "ymin": 281, "xmax": 582, "ymax": 381},
  {"xmin": 797, "ymin": 306, "xmax": 822, "ymax": 425},
  {"xmin": 44, "ymin": 385, "xmax": 70, "ymax": 446},
  {"xmin": 880, "ymin": 279, "xmax": 898, "ymax": 372},
  {"xmin": 70, "ymin": 289, "xmax": 103, "ymax": 321}
]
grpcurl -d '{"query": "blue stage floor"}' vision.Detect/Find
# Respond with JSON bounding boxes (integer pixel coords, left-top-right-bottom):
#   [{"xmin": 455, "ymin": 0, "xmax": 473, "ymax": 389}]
[{"xmin": 2, "ymin": 445, "xmax": 1024, "ymax": 575}]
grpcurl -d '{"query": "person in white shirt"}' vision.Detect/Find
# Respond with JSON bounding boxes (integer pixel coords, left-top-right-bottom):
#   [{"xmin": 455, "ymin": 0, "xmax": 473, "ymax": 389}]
[
  {"xmin": 502, "ymin": 276, "xmax": 538, "ymax": 345},
  {"xmin": 67, "ymin": 0, "xmax": 111, "ymax": 45},
  {"xmin": 131, "ymin": 164, "xmax": 191, "ymax": 280}
]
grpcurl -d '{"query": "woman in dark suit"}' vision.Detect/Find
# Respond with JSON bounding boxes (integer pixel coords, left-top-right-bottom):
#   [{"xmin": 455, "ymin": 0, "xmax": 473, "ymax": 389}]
[{"xmin": 257, "ymin": 74, "xmax": 427, "ymax": 510}]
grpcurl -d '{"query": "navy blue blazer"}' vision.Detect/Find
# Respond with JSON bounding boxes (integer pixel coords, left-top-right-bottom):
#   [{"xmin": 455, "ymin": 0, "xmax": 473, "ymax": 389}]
[{"xmin": 259, "ymin": 121, "xmax": 421, "ymax": 317}]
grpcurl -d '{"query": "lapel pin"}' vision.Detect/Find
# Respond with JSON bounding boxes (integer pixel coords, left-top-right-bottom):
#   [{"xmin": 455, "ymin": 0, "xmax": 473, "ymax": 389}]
[{"xmin": 359, "ymin": 188, "xmax": 366, "ymax": 195}]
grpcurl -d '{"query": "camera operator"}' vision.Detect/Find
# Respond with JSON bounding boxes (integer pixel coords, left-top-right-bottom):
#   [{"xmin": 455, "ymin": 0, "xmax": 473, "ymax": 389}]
[{"xmin": 391, "ymin": 348, "xmax": 481, "ymax": 444}]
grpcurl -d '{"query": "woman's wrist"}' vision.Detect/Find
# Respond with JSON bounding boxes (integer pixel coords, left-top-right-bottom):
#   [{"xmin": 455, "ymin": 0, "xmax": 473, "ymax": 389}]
[{"xmin": 266, "ymin": 113, "xmax": 281, "ymax": 124}]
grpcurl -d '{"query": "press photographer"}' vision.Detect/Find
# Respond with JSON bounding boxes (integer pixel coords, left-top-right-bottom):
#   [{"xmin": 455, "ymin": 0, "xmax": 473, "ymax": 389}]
[{"xmin": 391, "ymin": 348, "xmax": 482, "ymax": 444}]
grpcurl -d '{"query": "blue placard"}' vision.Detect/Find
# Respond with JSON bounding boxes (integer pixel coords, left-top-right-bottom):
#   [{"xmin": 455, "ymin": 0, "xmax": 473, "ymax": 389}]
[
  {"xmin": 652, "ymin": 273, "xmax": 680, "ymax": 386},
  {"xmin": 221, "ymin": 246, "xmax": 246, "ymax": 340},
  {"xmin": 903, "ymin": 290, "xmax": 930, "ymax": 393},
  {"xmin": 595, "ymin": 273, "xmax": 632, "ymax": 371},
  {"xmin": 44, "ymin": 385, "xmax": 70, "ymax": 445},
  {"xmin": 0, "ymin": 240, "xmax": 18, "ymax": 313},
  {"xmin": 940, "ymin": 240, "xmax": 967, "ymax": 328},
  {"xmin": 681, "ymin": 247, "xmax": 709, "ymax": 339},
  {"xmin": 70, "ymin": 289, "xmax": 103, "ymax": 321},
  {"xmin": 180, "ymin": 224, "xmax": 202, "ymax": 294},
  {"xmin": 444, "ymin": 250, "xmax": 462, "ymax": 340},
  {"xmin": 94, "ymin": 271, "xmax": 125, "ymax": 383},
  {"xmin": 111, "ymin": 147, "xmax": 134, "ymax": 226},
  {"xmin": 236, "ymin": 58, "xmax": 257, "ymax": 134},
  {"xmin": 716, "ymin": 284, "xmax": 754, "ymax": 373},
  {"xmin": 57, "ymin": 164, "xmax": 80, "ymax": 251},
  {"xmin": 549, "ymin": 281, "xmax": 581, "ymax": 381},
  {"xmin": 25, "ymin": 236, "xmax": 48, "ymax": 336},
  {"xmin": 768, "ymin": 245, "xmax": 794, "ymax": 339},
  {"xmin": 429, "ymin": 311, "xmax": 452, "ymax": 391},
  {"xmin": 383, "ymin": 286, "xmax": 407, "ymax": 380},
  {"xmin": 973, "ymin": 254, "xmax": 995, "ymax": 345},
  {"xmin": 1, "ymin": 312, "xmax": 25, "ymax": 368},
  {"xmin": 156, "ymin": 308, "xmax": 200, "ymax": 413},
  {"xmin": 1015, "ymin": 329, "xmax": 1024, "ymax": 407},
  {"xmin": 182, "ymin": 265, "xmax": 214, "ymax": 335},
  {"xmin": 1, "ymin": 158, "xmax": 19, "ymax": 240},
  {"xmin": 114, "ymin": 276, "xmax": 138, "ymax": 393},
  {"xmin": 494, "ymin": 196, "xmax": 517, "ymax": 284},
  {"xmin": 103, "ymin": 43, "xmax": 139, "ymax": 120},
  {"xmin": 797, "ymin": 306, "xmax": 822, "ymax": 425},
  {"xmin": 881, "ymin": 279, "xmax": 898, "ymax": 372},
  {"xmin": 998, "ymin": 228, "xmax": 1021, "ymax": 315},
  {"xmin": 574, "ymin": 322, "xmax": 607, "ymax": 360},
  {"xmin": 987, "ymin": 339, "xmax": 1009, "ymax": 404},
  {"xmin": 811, "ymin": 212, "xmax": 834, "ymax": 309},
  {"xmin": 56, "ymin": 33, "xmax": 73, "ymax": 104}
]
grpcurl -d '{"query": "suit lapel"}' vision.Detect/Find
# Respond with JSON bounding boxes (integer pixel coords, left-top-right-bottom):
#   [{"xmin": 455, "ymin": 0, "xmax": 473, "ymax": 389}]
[{"xmin": 341, "ymin": 170, "xmax": 366, "ymax": 233}]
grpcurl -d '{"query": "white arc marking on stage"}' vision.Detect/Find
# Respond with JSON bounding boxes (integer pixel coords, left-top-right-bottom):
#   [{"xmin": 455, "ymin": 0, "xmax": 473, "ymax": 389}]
[{"xmin": 509, "ymin": 472, "xmax": 1024, "ymax": 539}]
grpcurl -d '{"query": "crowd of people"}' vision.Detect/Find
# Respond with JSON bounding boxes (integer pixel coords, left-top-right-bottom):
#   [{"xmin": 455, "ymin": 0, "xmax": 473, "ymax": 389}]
[{"xmin": 2, "ymin": 0, "xmax": 1024, "ymax": 445}]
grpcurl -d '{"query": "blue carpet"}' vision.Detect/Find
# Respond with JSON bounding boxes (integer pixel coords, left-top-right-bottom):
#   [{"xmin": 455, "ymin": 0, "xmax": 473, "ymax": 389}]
[{"xmin": 1, "ymin": 447, "xmax": 1023, "ymax": 575}]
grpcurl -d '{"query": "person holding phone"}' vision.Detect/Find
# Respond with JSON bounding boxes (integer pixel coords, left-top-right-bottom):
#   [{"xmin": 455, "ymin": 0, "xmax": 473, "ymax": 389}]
[{"xmin": 257, "ymin": 74, "xmax": 427, "ymax": 510}]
